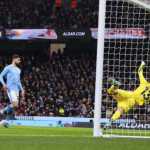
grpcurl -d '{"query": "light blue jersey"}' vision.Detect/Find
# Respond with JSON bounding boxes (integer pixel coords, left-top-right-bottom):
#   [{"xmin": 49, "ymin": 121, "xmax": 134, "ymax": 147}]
[{"xmin": 0, "ymin": 64, "xmax": 23, "ymax": 92}]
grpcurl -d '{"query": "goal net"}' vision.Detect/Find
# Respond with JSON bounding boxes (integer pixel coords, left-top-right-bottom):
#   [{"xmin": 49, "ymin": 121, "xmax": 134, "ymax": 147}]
[{"xmin": 100, "ymin": 0, "xmax": 150, "ymax": 138}]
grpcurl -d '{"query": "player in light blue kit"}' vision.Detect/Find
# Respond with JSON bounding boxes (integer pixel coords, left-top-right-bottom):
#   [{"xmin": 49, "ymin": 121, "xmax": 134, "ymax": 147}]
[{"xmin": 0, "ymin": 54, "xmax": 25, "ymax": 127}]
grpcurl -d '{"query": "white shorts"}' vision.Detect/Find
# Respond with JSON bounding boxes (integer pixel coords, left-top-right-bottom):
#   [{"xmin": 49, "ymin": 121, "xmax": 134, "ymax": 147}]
[{"xmin": 7, "ymin": 90, "xmax": 19, "ymax": 102}]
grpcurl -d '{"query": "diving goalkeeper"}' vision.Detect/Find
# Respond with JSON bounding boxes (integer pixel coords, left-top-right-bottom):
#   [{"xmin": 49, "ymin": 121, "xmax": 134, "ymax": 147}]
[{"xmin": 107, "ymin": 61, "xmax": 150, "ymax": 121}]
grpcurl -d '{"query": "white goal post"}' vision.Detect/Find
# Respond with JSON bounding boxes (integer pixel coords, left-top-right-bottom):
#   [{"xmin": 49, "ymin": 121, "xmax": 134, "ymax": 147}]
[{"xmin": 94, "ymin": 0, "xmax": 150, "ymax": 138}]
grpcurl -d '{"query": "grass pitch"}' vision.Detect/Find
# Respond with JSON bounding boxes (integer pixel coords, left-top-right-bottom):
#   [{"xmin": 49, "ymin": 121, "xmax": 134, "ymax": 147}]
[{"xmin": 0, "ymin": 126, "xmax": 149, "ymax": 150}]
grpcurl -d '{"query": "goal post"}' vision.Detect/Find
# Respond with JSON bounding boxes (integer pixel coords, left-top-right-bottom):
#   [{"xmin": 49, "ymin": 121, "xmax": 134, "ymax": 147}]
[
  {"xmin": 94, "ymin": 0, "xmax": 150, "ymax": 138},
  {"xmin": 93, "ymin": 0, "xmax": 106, "ymax": 137}
]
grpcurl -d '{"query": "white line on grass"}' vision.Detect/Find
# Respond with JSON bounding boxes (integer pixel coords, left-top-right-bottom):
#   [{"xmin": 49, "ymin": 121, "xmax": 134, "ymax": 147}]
[{"xmin": 0, "ymin": 134, "xmax": 93, "ymax": 138}]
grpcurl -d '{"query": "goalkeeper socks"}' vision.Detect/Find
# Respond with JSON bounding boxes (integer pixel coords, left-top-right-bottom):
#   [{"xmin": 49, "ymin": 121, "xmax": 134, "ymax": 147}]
[{"xmin": 111, "ymin": 110, "xmax": 121, "ymax": 121}]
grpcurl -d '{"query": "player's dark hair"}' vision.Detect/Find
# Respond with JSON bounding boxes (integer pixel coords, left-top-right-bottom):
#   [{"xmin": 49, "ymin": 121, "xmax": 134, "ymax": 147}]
[{"xmin": 12, "ymin": 54, "xmax": 20, "ymax": 60}]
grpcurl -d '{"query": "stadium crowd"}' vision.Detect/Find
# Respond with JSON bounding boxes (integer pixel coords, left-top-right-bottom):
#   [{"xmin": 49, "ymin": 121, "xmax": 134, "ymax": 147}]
[
  {"xmin": 0, "ymin": 52, "xmax": 96, "ymax": 117},
  {"xmin": 0, "ymin": 0, "xmax": 98, "ymax": 28}
]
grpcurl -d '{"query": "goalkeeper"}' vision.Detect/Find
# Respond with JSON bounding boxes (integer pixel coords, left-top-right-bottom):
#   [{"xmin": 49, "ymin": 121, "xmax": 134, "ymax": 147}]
[{"xmin": 107, "ymin": 61, "xmax": 150, "ymax": 121}]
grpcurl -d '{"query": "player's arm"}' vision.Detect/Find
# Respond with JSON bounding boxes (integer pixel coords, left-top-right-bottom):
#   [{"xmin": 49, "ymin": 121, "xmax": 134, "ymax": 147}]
[
  {"xmin": 0, "ymin": 66, "xmax": 9, "ymax": 91},
  {"xmin": 107, "ymin": 85, "xmax": 118, "ymax": 95},
  {"xmin": 107, "ymin": 78, "xmax": 121, "ymax": 95}
]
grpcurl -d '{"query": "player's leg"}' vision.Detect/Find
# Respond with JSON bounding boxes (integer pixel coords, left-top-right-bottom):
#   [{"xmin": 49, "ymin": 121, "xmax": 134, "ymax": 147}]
[
  {"xmin": 0, "ymin": 103, "xmax": 14, "ymax": 116},
  {"xmin": 8, "ymin": 90, "xmax": 19, "ymax": 116},
  {"xmin": 3, "ymin": 90, "xmax": 19, "ymax": 120},
  {"xmin": 111, "ymin": 99, "xmax": 135, "ymax": 121},
  {"xmin": 111, "ymin": 107, "xmax": 124, "ymax": 121},
  {"xmin": 138, "ymin": 61, "xmax": 147, "ymax": 85},
  {"xmin": 133, "ymin": 61, "xmax": 148, "ymax": 105},
  {"xmin": 0, "ymin": 103, "xmax": 13, "ymax": 127},
  {"xmin": 0, "ymin": 120, "xmax": 9, "ymax": 128}
]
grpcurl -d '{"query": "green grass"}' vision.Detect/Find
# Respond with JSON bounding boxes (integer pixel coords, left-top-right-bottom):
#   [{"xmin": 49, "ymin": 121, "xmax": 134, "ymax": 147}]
[{"xmin": 0, "ymin": 126, "xmax": 149, "ymax": 150}]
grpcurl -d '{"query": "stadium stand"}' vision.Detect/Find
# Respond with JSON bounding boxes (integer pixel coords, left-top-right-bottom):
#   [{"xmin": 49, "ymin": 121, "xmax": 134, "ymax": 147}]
[{"xmin": 0, "ymin": 0, "xmax": 98, "ymax": 28}]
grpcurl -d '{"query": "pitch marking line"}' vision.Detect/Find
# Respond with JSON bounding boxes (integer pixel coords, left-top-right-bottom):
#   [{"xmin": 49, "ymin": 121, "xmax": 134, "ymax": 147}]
[{"xmin": 0, "ymin": 134, "xmax": 93, "ymax": 138}]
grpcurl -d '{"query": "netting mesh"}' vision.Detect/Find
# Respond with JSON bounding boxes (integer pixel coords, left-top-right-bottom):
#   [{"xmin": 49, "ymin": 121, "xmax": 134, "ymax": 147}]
[{"xmin": 102, "ymin": 0, "xmax": 150, "ymax": 137}]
